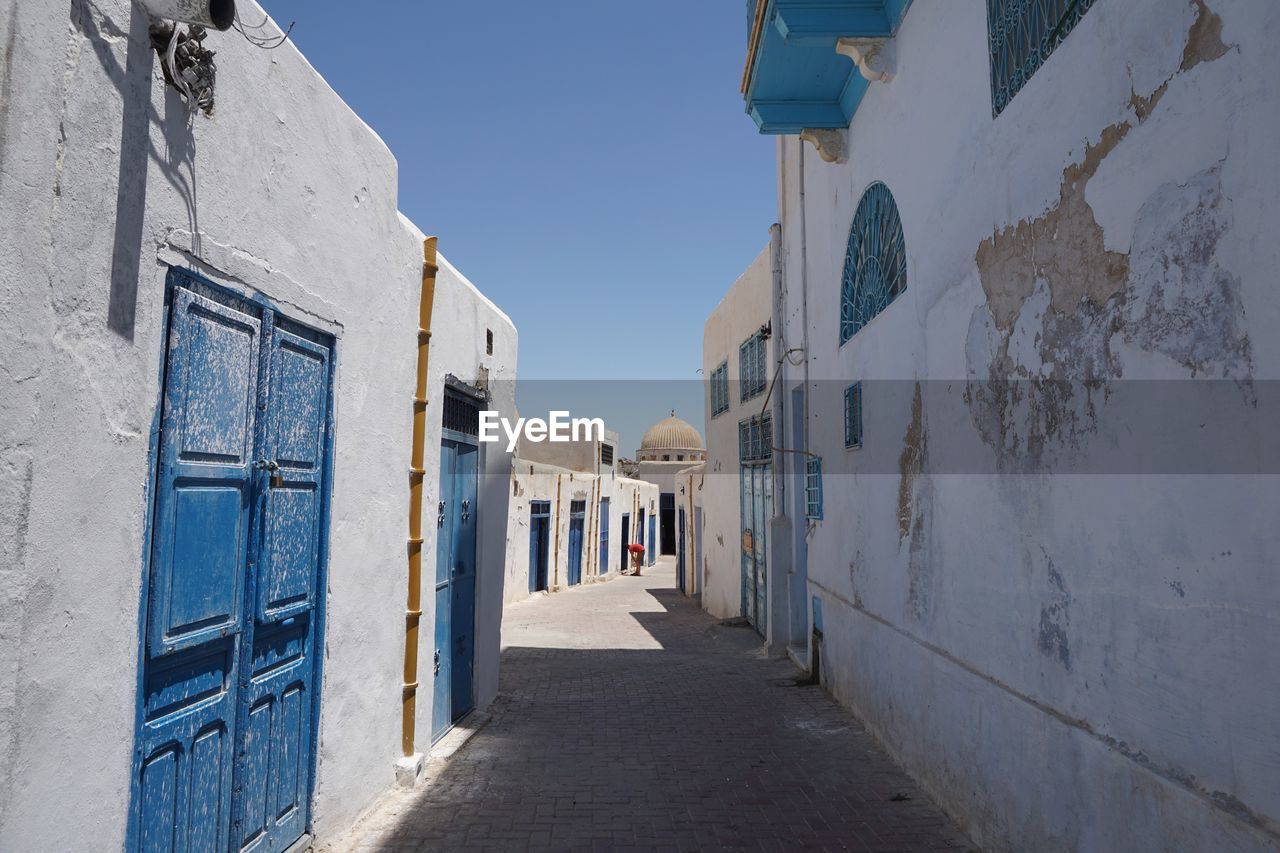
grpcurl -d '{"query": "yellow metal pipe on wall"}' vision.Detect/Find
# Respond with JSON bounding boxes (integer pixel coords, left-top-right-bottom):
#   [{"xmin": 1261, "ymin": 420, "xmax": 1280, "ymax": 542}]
[{"xmin": 403, "ymin": 237, "xmax": 438, "ymax": 758}]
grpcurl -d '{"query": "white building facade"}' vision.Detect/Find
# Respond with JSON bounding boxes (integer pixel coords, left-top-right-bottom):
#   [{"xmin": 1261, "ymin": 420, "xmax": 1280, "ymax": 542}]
[
  {"xmin": 738, "ymin": 0, "xmax": 1280, "ymax": 850},
  {"xmin": 0, "ymin": 3, "xmax": 516, "ymax": 850},
  {"xmin": 504, "ymin": 428, "xmax": 659, "ymax": 603}
]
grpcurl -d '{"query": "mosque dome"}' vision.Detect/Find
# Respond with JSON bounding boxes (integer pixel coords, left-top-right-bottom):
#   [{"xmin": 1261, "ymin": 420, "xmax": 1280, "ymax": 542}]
[{"xmin": 637, "ymin": 412, "xmax": 705, "ymax": 462}]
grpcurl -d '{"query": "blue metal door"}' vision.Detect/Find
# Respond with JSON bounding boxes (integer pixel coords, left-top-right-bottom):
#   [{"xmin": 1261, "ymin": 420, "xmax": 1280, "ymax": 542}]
[
  {"xmin": 598, "ymin": 498, "xmax": 610, "ymax": 576},
  {"xmin": 529, "ymin": 501, "xmax": 551, "ymax": 592},
  {"xmin": 677, "ymin": 507, "xmax": 687, "ymax": 593},
  {"xmin": 133, "ymin": 280, "xmax": 332, "ymax": 853},
  {"xmin": 740, "ymin": 464, "xmax": 771, "ymax": 636},
  {"xmin": 567, "ymin": 500, "xmax": 585, "ymax": 586},
  {"xmin": 648, "ymin": 514, "xmax": 656, "ymax": 567},
  {"xmin": 433, "ymin": 425, "xmax": 479, "ymax": 741}
]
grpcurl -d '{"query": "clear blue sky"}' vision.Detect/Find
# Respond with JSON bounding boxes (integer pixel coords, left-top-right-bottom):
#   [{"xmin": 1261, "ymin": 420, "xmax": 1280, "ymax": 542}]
[{"xmin": 258, "ymin": 1, "xmax": 775, "ymax": 451}]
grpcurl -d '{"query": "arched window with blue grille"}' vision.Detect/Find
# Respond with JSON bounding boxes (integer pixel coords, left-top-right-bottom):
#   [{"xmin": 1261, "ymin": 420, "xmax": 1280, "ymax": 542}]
[{"xmin": 839, "ymin": 182, "xmax": 907, "ymax": 345}]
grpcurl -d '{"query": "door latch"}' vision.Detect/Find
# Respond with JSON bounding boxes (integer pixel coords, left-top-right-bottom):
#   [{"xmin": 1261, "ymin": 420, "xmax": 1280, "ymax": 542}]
[
  {"xmin": 433, "ymin": 649, "xmax": 441, "ymax": 676},
  {"xmin": 460, "ymin": 499, "xmax": 471, "ymax": 522},
  {"xmin": 438, "ymin": 501, "xmax": 447, "ymax": 527},
  {"xmin": 256, "ymin": 459, "xmax": 283, "ymax": 488}
]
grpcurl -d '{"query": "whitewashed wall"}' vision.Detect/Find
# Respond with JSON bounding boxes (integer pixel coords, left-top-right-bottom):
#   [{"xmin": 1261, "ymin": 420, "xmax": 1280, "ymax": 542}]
[
  {"xmin": 775, "ymin": 1, "xmax": 1280, "ymax": 850},
  {"xmin": 503, "ymin": 457, "xmax": 657, "ymax": 605},
  {"xmin": 0, "ymin": 1, "xmax": 515, "ymax": 847},
  {"xmin": 701, "ymin": 247, "xmax": 773, "ymax": 620}
]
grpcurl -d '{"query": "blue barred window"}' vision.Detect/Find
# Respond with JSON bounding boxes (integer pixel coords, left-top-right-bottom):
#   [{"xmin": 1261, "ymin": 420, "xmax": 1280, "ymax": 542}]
[
  {"xmin": 738, "ymin": 413, "xmax": 772, "ymax": 463},
  {"xmin": 839, "ymin": 183, "xmax": 906, "ymax": 345},
  {"xmin": 739, "ymin": 330, "xmax": 767, "ymax": 402},
  {"xmin": 844, "ymin": 383, "xmax": 863, "ymax": 449},
  {"xmin": 987, "ymin": 0, "xmax": 1096, "ymax": 116},
  {"xmin": 804, "ymin": 457, "xmax": 823, "ymax": 520},
  {"xmin": 710, "ymin": 361, "xmax": 730, "ymax": 417}
]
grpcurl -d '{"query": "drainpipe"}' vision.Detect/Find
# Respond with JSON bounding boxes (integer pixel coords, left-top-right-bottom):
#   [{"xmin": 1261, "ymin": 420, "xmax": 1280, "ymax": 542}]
[
  {"xmin": 553, "ymin": 475, "xmax": 563, "ymax": 588},
  {"xmin": 403, "ymin": 237, "xmax": 438, "ymax": 761}
]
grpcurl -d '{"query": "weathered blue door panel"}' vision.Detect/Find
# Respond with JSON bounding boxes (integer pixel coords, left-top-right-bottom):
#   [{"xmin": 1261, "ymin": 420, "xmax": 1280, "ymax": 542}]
[
  {"xmin": 597, "ymin": 498, "xmax": 610, "ymax": 576},
  {"xmin": 567, "ymin": 500, "xmax": 585, "ymax": 586},
  {"xmin": 434, "ymin": 431, "xmax": 479, "ymax": 742},
  {"xmin": 134, "ymin": 282, "xmax": 333, "ymax": 853},
  {"xmin": 148, "ymin": 290, "xmax": 258, "ymax": 658},
  {"xmin": 234, "ymin": 324, "xmax": 330, "ymax": 852},
  {"xmin": 450, "ymin": 441, "xmax": 478, "ymax": 722},
  {"xmin": 647, "ymin": 515, "xmax": 656, "ymax": 567},
  {"xmin": 432, "ymin": 441, "xmax": 457, "ymax": 742}
]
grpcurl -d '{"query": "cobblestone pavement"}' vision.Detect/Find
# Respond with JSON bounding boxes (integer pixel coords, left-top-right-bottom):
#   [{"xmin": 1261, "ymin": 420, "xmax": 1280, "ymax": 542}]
[{"xmin": 323, "ymin": 559, "xmax": 975, "ymax": 852}]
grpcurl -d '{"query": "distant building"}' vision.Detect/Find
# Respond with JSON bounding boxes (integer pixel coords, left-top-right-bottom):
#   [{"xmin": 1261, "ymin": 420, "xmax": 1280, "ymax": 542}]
[
  {"xmin": 504, "ymin": 426, "xmax": 658, "ymax": 602},
  {"xmin": 631, "ymin": 413, "xmax": 707, "ymax": 560}
]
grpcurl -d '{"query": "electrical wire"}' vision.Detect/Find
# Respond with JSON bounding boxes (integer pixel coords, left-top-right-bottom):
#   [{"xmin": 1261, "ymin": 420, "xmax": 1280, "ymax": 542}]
[{"xmin": 233, "ymin": 8, "xmax": 295, "ymax": 49}]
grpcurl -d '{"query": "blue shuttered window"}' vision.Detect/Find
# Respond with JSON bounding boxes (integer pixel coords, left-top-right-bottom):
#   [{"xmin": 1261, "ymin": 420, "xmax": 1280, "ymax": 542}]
[
  {"xmin": 710, "ymin": 361, "xmax": 730, "ymax": 417},
  {"xmin": 840, "ymin": 183, "xmax": 907, "ymax": 345},
  {"xmin": 987, "ymin": 0, "xmax": 1096, "ymax": 116},
  {"xmin": 844, "ymin": 383, "xmax": 863, "ymax": 449},
  {"xmin": 738, "ymin": 413, "xmax": 772, "ymax": 463},
  {"xmin": 804, "ymin": 457, "xmax": 823, "ymax": 520},
  {"xmin": 739, "ymin": 331, "xmax": 767, "ymax": 403}
]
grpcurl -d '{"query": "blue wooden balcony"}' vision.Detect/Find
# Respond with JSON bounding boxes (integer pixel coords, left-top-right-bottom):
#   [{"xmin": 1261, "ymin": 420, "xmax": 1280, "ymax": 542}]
[{"xmin": 742, "ymin": 0, "xmax": 912, "ymax": 134}]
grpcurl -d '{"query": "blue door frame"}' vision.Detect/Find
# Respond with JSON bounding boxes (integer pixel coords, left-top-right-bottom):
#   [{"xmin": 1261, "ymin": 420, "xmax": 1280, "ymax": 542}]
[
  {"xmin": 598, "ymin": 498, "xmax": 610, "ymax": 576},
  {"xmin": 567, "ymin": 500, "xmax": 586, "ymax": 586},
  {"xmin": 129, "ymin": 270, "xmax": 335, "ymax": 853},
  {"xmin": 433, "ymin": 418, "xmax": 479, "ymax": 743},
  {"xmin": 529, "ymin": 502, "xmax": 551, "ymax": 592}
]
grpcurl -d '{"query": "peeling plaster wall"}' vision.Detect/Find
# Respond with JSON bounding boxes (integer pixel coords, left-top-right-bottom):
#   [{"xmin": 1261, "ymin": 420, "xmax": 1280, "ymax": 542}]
[
  {"xmin": 0, "ymin": 1, "xmax": 516, "ymax": 848},
  {"xmin": 701, "ymin": 247, "xmax": 773, "ymax": 621},
  {"xmin": 775, "ymin": 0, "xmax": 1280, "ymax": 850},
  {"xmin": 502, "ymin": 462, "xmax": 656, "ymax": 606}
]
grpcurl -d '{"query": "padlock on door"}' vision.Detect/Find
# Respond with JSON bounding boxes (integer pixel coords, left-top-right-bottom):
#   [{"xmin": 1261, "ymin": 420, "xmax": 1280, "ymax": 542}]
[{"xmin": 256, "ymin": 459, "xmax": 284, "ymax": 488}]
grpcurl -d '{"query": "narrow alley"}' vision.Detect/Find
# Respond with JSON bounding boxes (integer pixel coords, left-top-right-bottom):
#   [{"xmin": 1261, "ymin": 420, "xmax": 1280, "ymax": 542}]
[{"xmin": 322, "ymin": 560, "xmax": 973, "ymax": 852}]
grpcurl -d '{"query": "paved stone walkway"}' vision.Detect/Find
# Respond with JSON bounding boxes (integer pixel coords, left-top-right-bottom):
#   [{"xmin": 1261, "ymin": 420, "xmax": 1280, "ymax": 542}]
[{"xmin": 323, "ymin": 559, "xmax": 975, "ymax": 852}]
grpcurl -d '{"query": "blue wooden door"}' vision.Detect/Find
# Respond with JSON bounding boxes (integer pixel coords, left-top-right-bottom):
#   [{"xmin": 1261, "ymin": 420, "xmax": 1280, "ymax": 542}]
[
  {"xmin": 236, "ymin": 324, "xmax": 331, "ymax": 852},
  {"xmin": 638, "ymin": 509, "xmax": 646, "ymax": 560},
  {"xmin": 598, "ymin": 498, "xmax": 610, "ymax": 576},
  {"xmin": 677, "ymin": 507, "xmax": 687, "ymax": 593},
  {"xmin": 567, "ymin": 500, "xmax": 585, "ymax": 586},
  {"xmin": 648, "ymin": 515, "xmax": 656, "ymax": 567},
  {"xmin": 433, "ymin": 435, "xmax": 478, "ymax": 741},
  {"xmin": 528, "ymin": 501, "xmax": 550, "ymax": 592},
  {"xmin": 134, "ymin": 282, "xmax": 332, "ymax": 853}
]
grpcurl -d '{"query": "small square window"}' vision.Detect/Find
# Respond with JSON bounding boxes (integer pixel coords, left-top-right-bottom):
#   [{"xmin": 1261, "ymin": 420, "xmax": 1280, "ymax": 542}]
[
  {"xmin": 805, "ymin": 456, "xmax": 823, "ymax": 520},
  {"xmin": 844, "ymin": 383, "xmax": 863, "ymax": 449}
]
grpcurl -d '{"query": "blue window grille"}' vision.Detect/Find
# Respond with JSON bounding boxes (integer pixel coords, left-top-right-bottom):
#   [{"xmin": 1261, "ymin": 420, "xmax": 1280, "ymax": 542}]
[
  {"xmin": 844, "ymin": 383, "xmax": 863, "ymax": 449},
  {"xmin": 739, "ymin": 331, "xmax": 767, "ymax": 403},
  {"xmin": 839, "ymin": 182, "xmax": 906, "ymax": 345},
  {"xmin": 710, "ymin": 361, "xmax": 730, "ymax": 417},
  {"xmin": 804, "ymin": 456, "xmax": 823, "ymax": 520},
  {"xmin": 738, "ymin": 413, "xmax": 772, "ymax": 463},
  {"xmin": 987, "ymin": 0, "xmax": 1096, "ymax": 116}
]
